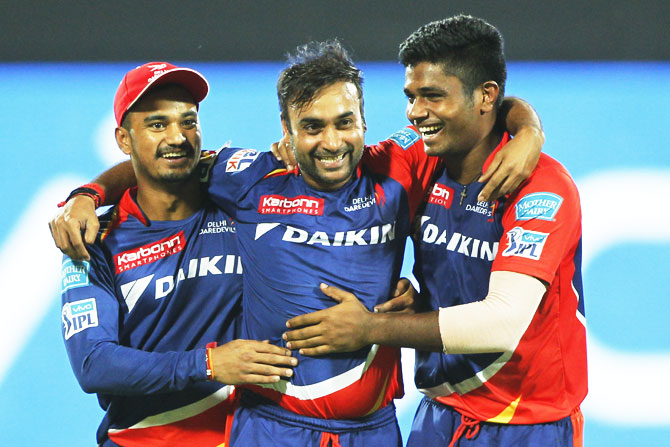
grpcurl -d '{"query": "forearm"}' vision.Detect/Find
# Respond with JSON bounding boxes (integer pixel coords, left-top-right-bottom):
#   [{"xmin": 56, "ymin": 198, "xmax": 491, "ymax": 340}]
[
  {"xmin": 93, "ymin": 160, "xmax": 137, "ymax": 206},
  {"xmin": 500, "ymin": 96, "xmax": 545, "ymax": 143},
  {"xmin": 438, "ymin": 271, "xmax": 546, "ymax": 354},
  {"xmin": 74, "ymin": 343, "xmax": 206, "ymax": 395},
  {"xmin": 366, "ymin": 310, "xmax": 443, "ymax": 352}
]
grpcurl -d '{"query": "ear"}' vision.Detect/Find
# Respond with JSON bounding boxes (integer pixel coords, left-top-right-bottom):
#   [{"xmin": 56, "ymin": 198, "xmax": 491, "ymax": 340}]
[
  {"xmin": 115, "ymin": 127, "xmax": 133, "ymax": 156},
  {"xmin": 479, "ymin": 81, "xmax": 500, "ymax": 115},
  {"xmin": 281, "ymin": 116, "xmax": 291, "ymax": 137}
]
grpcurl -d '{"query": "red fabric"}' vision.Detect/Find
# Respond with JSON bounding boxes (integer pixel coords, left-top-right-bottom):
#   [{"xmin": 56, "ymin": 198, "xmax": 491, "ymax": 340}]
[
  {"xmin": 245, "ymin": 345, "xmax": 403, "ymax": 419},
  {"xmin": 108, "ymin": 389, "xmax": 238, "ymax": 447}
]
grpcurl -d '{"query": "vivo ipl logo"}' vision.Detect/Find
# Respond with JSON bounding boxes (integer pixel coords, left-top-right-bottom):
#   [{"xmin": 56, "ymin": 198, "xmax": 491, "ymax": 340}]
[
  {"xmin": 61, "ymin": 259, "xmax": 90, "ymax": 292},
  {"xmin": 62, "ymin": 298, "xmax": 99, "ymax": 340},
  {"xmin": 501, "ymin": 227, "xmax": 548, "ymax": 260}
]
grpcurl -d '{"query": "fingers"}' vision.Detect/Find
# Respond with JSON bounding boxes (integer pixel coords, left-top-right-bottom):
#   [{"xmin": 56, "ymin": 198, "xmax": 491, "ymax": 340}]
[
  {"xmin": 319, "ymin": 283, "xmax": 355, "ymax": 303},
  {"xmin": 270, "ymin": 137, "xmax": 296, "ymax": 171},
  {"xmin": 479, "ymin": 155, "xmax": 501, "ymax": 184},
  {"xmin": 374, "ymin": 295, "xmax": 413, "ymax": 313},
  {"xmin": 391, "ymin": 277, "xmax": 410, "ymax": 298},
  {"xmin": 283, "ymin": 325, "xmax": 323, "ymax": 344},
  {"xmin": 294, "ymin": 345, "xmax": 335, "ymax": 357}
]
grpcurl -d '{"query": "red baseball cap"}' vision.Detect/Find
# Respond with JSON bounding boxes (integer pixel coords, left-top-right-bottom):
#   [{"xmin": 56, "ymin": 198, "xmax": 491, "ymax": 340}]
[{"xmin": 113, "ymin": 62, "xmax": 209, "ymax": 126}]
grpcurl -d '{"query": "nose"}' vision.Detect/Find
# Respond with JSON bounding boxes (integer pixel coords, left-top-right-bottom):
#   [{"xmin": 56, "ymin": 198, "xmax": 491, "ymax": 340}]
[
  {"xmin": 320, "ymin": 125, "xmax": 342, "ymax": 152},
  {"xmin": 406, "ymin": 98, "xmax": 428, "ymax": 124},
  {"xmin": 165, "ymin": 122, "xmax": 186, "ymax": 146}
]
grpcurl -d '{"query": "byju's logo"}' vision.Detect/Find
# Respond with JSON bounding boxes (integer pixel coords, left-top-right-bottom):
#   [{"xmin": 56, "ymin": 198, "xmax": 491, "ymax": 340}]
[
  {"xmin": 62, "ymin": 298, "xmax": 99, "ymax": 340},
  {"xmin": 61, "ymin": 259, "xmax": 90, "ymax": 292},
  {"xmin": 501, "ymin": 227, "xmax": 548, "ymax": 260}
]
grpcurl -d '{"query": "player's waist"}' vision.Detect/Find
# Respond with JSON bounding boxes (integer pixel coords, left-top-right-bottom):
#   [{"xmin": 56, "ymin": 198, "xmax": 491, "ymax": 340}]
[
  {"xmin": 239, "ymin": 389, "xmax": 397, "ymax": 431},
  {"xmin": 244, "ymin": 345, "xmax": 403, "ymax": 419}
]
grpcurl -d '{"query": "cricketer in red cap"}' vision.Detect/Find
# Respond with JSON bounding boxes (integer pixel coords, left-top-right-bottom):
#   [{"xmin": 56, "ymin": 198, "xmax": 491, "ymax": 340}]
[{"xmin": 113, "ymin": 62, "xmax": 209, "ymax": 126}]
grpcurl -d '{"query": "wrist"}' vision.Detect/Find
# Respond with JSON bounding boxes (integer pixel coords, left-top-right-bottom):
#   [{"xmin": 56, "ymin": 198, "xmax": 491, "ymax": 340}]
[
  {"xmin": 58, "ymin": 183, "xmax": 106, "ymax": 208},
  {"xmin": 514, "ymin": 125, "xmax": 545, "ymax": 146}
]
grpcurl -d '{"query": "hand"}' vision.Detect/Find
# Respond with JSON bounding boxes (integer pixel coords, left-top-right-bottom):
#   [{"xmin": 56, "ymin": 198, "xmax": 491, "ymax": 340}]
[
  {"xmin": 49, "ymin": 195, "xmax": 99, "ymax": 260},
  {"xmin": 477, "ymin": 126, "xmax": 543, "ymax": 202},
  {"xmin": 210, "ymin": 339, "xmax": 297, "ymax": 385},
  {"xmin": 269, "ymin": 134, "xmax": 297, "ymax": 171},
  {"xmin": 283, "ymin": 283, "xmax": 372, "ymax": 356},
  {"xmin": 373, "ymin": 278, "xmax": 418, "ymax": 314}
]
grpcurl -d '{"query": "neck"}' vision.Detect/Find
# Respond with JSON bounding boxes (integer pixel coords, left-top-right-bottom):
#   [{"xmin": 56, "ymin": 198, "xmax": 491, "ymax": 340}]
[
  {"xmin": 135, "ymin": 177, "xmax": 203, "ymax": 221},
  {"xmin": 443, "ymin": 125, "xmax": 504, "ymax": 184}
]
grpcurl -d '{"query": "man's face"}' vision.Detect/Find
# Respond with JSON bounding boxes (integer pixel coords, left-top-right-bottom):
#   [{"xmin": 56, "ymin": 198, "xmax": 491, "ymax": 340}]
[
  {"xmin": 119, "ymin": 85, "xmax": 201, "ymax": 185},
  {"xmin": 285, "ymin": 81, "xmax": 365, "ymax": 191},
  {"xmin": 404, "ymin": 62, "xmax": 486, "ymax": 158}
]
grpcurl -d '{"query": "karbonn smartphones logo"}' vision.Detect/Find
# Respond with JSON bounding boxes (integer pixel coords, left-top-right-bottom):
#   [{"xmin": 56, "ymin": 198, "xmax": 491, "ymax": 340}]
[
  {"xmin": 258, "ymin": 195, "xmax": 324, "ymax": 215},
  {"xmin": 428, "ymin": 183, "xmax": 454, "ymax": 209},
  {"xmin": 114, "ymin": 232, "xmax": 186, "ymax": 273}
]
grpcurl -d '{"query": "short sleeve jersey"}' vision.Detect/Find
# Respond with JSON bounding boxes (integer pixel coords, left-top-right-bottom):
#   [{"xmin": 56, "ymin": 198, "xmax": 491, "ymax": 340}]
[
  {"xmin": 205, "ymin": 127, "xmax": 438, "ymax": 419},
  {"xmin": 412, "ymin": 134, "xmax": 587, "ymax": 424},
  {"xmin": 61, "ymin": 188, "xmax": 243, "ymax": 445}
]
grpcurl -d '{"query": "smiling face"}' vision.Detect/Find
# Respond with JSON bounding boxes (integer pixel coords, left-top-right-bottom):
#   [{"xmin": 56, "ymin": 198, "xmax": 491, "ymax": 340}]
[
  {"xmin": 116, "ymin": 85, "xmax": 202, "ymax": 187},
  {"xmin": 404, "ymin": 62, "xmax": 492, "ymax": 159},
  {"xmin": 284, "ymin": 81, "xmax": 365, "ymax": 191}
]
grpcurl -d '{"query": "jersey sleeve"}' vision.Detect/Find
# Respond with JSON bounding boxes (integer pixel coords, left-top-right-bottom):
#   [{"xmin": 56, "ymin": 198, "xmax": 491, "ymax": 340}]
[
  {"xmin": 203, "ymin": 147, "xmax": 285, "ymax": 219},
  {"xmin": 492, "ymin": 157, "xmax": 582, "ymax": 284},
  {"xmin": 61, "ymin": 242, "xmax": 207, "ymax": 396},
  {"xmin": 363, "ymin": 126, "xmax": 441, "ymax": 218}
]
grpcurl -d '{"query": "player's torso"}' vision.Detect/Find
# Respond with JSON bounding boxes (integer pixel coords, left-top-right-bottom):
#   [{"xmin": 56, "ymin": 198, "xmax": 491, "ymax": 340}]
[
  {"xmin": 412, "ymin": 168, "xmax": 506, "ymax": 389},
  {"xmin": 209, "ymin": 149, "xmax": 411, "ymax": 418},
  {"xmin": 238, "ymin": 163, "xmax": 409, "ymax": 381},
  {"xmin": 103, "ymin": 203, "xmax": 243, "ymax": 351}
]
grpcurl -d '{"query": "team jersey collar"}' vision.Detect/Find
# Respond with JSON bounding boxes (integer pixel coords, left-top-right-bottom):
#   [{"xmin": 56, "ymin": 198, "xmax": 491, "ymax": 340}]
[{"xmin": 118, "ymin": 187, "xmax": 151, "ymax": 226}]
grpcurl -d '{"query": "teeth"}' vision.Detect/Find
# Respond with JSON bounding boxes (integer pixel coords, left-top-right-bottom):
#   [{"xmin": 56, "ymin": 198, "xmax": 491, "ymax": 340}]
[
  {"xmin": 161, "ymin": 152, "xmax": 186, "ymax": 159},
  {"xmin": 418, "ymin": 125, "xmax": 443, "ymax": 135},
  {"xmin": 317, "ymin": 153, "xmax": 345, "ymax": 163}
]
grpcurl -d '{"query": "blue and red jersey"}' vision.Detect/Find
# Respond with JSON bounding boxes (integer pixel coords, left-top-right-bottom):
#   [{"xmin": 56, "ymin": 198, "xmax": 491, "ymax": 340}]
[
  {"xmin": 411, "ymin": 133, "xmax": 587, "ymax": 424},
  {"xmin": 205, "ymin": 128, "xmax": 438, "ymax": 420},
  {"xmin": 61, "ymin": 188, "xmax": 243, "ymax": 446}
]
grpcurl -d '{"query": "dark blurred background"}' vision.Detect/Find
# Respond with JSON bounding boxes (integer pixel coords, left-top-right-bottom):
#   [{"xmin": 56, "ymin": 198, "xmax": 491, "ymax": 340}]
[{"xmin": 2, "ymin": 0, "xmax": 669, "ymax": 61}]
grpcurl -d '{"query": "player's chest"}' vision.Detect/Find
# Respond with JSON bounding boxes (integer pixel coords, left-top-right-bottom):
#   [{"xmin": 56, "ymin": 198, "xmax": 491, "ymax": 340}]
[{"xmin": 413, "ymin": 179, "xmax": 504, "ymax": 263}]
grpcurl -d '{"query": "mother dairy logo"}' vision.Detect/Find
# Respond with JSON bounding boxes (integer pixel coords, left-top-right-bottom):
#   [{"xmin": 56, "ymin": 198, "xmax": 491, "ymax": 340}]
[
  {"xmin": 61, "ymin": 259, "xmax": 90, "ymax": 292},
  {"xmin": 515, "ymin": 192, "xmax": 563, "ymax": 221}
]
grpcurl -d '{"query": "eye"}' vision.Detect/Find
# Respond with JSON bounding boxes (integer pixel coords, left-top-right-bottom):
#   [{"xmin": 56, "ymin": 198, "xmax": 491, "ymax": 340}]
[
  {"xmin": 148, "ymin": 122, "xmax": 166, "ymax": 130},
  {"xmin": 302, "ymin": 123, "xmax": 322, "ymax": 134},
  {"xmin": 182, "ymin": 118, "xmax": 198, "ymax": 127},
  {"xmin": 338, "ymin": 118, "xmax": 354, "ymax": 128}
]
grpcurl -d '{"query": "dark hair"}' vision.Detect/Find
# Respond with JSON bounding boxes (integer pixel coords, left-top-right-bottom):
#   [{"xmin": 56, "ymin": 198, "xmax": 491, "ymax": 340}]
[
  {"xmin": 277, "ymin": 40, "xmax": 364, "ymax": 130},
  {"xmin": 399, "ymin": 15, "xmax": 506, "ymax": 107}
]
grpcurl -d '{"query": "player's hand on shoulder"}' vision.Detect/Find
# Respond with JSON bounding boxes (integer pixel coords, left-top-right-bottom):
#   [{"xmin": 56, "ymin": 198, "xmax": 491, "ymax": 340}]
[
  {"xmin": 210, "ymin": 339, "xmax": 297, "ymax": 385},
  {"xmin": 49, "ymin": 195, "xmax": 99, "ymax": 260},
  {"xmin": 269, "ymin": 133, "xmax": 297, "ymax": 171},
  {"xmin": 478, "ymin": 127, "xmax": 543, "ymax": 202}
]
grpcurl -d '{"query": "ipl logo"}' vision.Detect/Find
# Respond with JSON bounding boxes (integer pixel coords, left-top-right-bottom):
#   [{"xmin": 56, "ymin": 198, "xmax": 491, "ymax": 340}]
[{"xmin": 501, "ymin": 227, "xmax": 548, "ymax": 260}]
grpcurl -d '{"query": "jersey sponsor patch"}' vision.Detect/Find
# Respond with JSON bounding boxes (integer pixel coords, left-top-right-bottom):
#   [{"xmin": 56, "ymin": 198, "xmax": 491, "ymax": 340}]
[
  {"xmin": 427, "ymin": 183, "xmax": 454, "ymax": 209},
  {"xmin": 114, "ymin": 231, "xmax": 186, "ymax": 273},
  {"xmin": 225, "ymin": 149, "xmax": 260, "ymax": 172},
  {"xmin": 515, "ymin": 192, "xmax": 563, "ymax": 221},
  {"xmin": 61, "ymin": 259, "xmax": 90, "ymax": 292},
  {"xmin": 501, "ymin": 227, "xmax": 548, "ymax": 260},
  {"xmin": 388, "ymin": 128, "xmax": 421, "ymax": 150},
  {"xmin": 258, "ymin": 194, "xmax": 324, "ymax": 215},
  {"xmin": 62, "ymin": 298, "xmax": 99, "ymax": 340}
]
